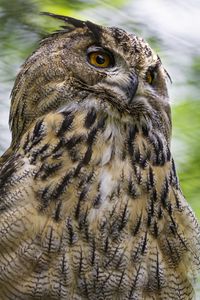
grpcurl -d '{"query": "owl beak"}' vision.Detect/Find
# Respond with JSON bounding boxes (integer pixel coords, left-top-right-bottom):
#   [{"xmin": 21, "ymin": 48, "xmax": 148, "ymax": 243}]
[{"xmin": 127, "ymin": 72, "xmax": 138, "ymax": 104}]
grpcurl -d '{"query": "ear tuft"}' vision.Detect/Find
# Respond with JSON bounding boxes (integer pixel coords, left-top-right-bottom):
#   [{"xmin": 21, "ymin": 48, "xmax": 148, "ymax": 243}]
[
  {"xmin": 41, "ymin": 12, "xmax": 102, "ymax": 40},
  {"xmin": 41, "ymin": 12, "xmax": 86, "ymax": 30}
]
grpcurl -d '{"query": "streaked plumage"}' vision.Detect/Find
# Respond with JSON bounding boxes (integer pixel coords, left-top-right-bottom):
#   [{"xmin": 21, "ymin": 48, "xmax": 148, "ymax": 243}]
[{"xmin": 0, "ymin": 13, "xmax": 199, "ymax": 300}]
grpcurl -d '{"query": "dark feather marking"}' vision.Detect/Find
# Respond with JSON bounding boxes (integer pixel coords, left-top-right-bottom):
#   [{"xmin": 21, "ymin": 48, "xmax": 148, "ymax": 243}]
[
  {"xmin": 158, "ymin": 206, "xmax": 163, "ymax": 219},
  {"xmin": 151, "ymin": 188, "xmax": 157, "ymax": 202},
  {"xmin": 140, "ymin": 155, "xmax": 148, "ymax": 169},
  {"xmin": 78, "ymin": 170, "xmax": 94, "ymax": 188},
  {"xmin": 147, "ymin": 195, "xmax": 154, "ymax": 227},
  {"xmin": 91, "ymin": 238, "xmax": 96, "ymax": 266},
  {"xmin": 171, "ymin": 158, "xmax": 179, "ymax": 188},
  {"xmin": 160, "ymin": 177, "xmax": 169, "ymax": 208},
  {"xmin": 61, "ymin": 254, "xmax": 67, "ymax": 275},
  {"xmin": 52, "ymin": 151, "xmax": 63, "ymax": 160},
  {"xmin": 75, "ymin": 186, "xmax": 88, "ymax": 219},
  {"xmin": 86, "ymin": 170, "xmax": 95, "ymax": 182},
  {"xmin": 79, "ymin": 248, "xmax": 83, "ymax": 273},
  {"xmin": 149, "ymin": 133, "xmax": 167, "ymax": 166},
  {"xmin": 168, "ymin": 202, "xmax": 172, "ymax": 215},
  {"xmin": 79, "ymin": 186, "xmax": 89, "ymax": 201},
  {"xmin": 78, "ymin": 208, "xmax": 89, "ymax": 232},
  {"xmin": 87, "ymin": 116, "xmax": 107, "ymax": 146},
  {"xmin": 74, "ymin": 162, "xmax": 83, "ymax": 177},
  {"xmin": 58, "ymin": 281, "xmax": 62, "ymax": 299},
  {"xmin": 128, "ymin": 180, "xmax": 137, "ymax": 199},
  {"xmin": 93, "ymin": 265, "xmax": 100, "ymax": 289},
  {"xmin": 169, "ymin": 171, "xmax": 173, "ymax": 185},
  {"xmin": 166, "ymin": 145, "xmax": 171, "ymax": 161},
  {"xmin": 141, "ymin": 123, "xmax": 150, "ymax": 137},
  {"xmin": 22, "ymin": 132, "xmax": 30, "ymax": 152},
  {"xmin": 133, "ymin": 147, "xmax": 141, "ymax": 164},
  {"xmin": 0, "ymin": 203, "xmax": 7, "ymax": 212},
  {"xmin": 80, "ymin": 277, "xmax": 89, "ymax": 298},
  {"xmin": 104, "ymin": 236, "xmax": 109, "ymax": 253},
  {"xmin": 121, "ymin": 148, "xmax": 127, "ymax": 160},
  {"xmin": 147, "ymin": 166, "xmax": 154, "ymax": 190},
  {"xmin": 147, "ymin": 211, "xmax": 152, "ymax": 227},
  {"xmin": 127, "ymin": 125, "xmax": 138, "ymax": 157},
  {"xmin": 40, "ymin": 186, "xmax": 50, "ymax": 201},
  {"xmin": 83, "ymin": 209, "xmax": 89, "ymax": 230},
  {"xmin": 34, "ymin": 163, "xmax": 45, "ymax": 179},
  {"xmin": 54, "ymin": 201, "xmax": 62, "ymax": 222},
  {"xmin": 66, "ymin": 218, "xmax": 76, "ymax": 245},
  {"xmin": 150, "ymin": 193, "xmax": 155, "ymax": 216},
  {"xmin": 172, "ymin": 188, "xmax": 180, "ymax": 209},
  {"xmin": 57, "ymin": 113, "xmax": 74, "ymax": 137},
  {"xmin": 41, "ymin": 162, "xmax": 62, "ymax": 180},
  {"xmin": 119, "ymin": 202, "xmax": 129, "ymax": 231},
  {"xmin": 27, "ymin": 120, "xmax": 45, "ymax": 151},
  {"xmin": 85, "ymin": 20, "xmax": 102, "ymax": 42},
  {"xmin": 58, "ymin": 232, "xmax": 63, "ymax": 252},
  {"xmin": 41, "ymin": 12, "xmax": 86, "ymax": 29},
  {"xmin": 84, "ymin": 108, "xmax": 97, "ymax": 128},
  {"xmin": 104, "ymin": 245, "xmax": 120, "ymax": 268},
  {"xmin": 53, "ymin": 171, "xmax": 73, "ymax": 198},
  {"xmin": 48, "ymin": 227, "xmax": 53, "ymax": 252},
  {"xmin": 65, "ymin": 135, "xmax": 85, "ymax": 150},
  {"xmin": 165, "ymin": 239, "xmax": 180, "ymax": 265},
  {"xmin": 129, "ymin": 265, "xmax": 141, "ymax": 297},
  {"xmin": 116, "ymin": 249, "xmax": 126, "ymax": 269},
  {"xmin": 74, "ymin": 117, "xmax": 107, "ymax": 177},
  {"xmin": 93, "ymin": 193, "xmax": 101, "ymax": 208},
  {"xmin": 141, "ymin": 231, "xmax": 148, "ymax": 254},
  {"xmin": 146, "ymin": 148, "xmax": 152, "ymax": 161},
  {"xmin": 38, "ymin": 186, "xmax": 51, "ymax": 210},
  {"xmin": 166, "ymin": 238, "xmax": 173, "ymax": 255},
  {"xmin": 170, "ymin": 215, "xmax": 187, "ymax": 249},
  {"xmin": 156, "ymin": 250, "xmax": 161, "ymax": 290},
  {"xmin": 82, "ymin": 146, "xmax": 93, "ymax": 165},
  {"xmin": 0, "ymin": 161, "xmax": 17, "ymax": 188},
  {"xmin": 159, "ymin": 152, "xmax": 166, "ymax": 166},
  {"xmin": 132, "ymin": 214, "xmax": 142, "ymax": 236},
  {"xmin": 118, "ymin": 270, "xmax": 125, "ymax": 288},
  {"xmin": 30, "ymin": 144, "xmax": 49, "ymax": 164},
  {"xmin": 52, "ymin": 140, "xmax": 64, "ymax": 154},
  {"xmin": 156, "ymin": 134, "xmax": 164, "ymax": 151},
  {"xmin": 28, "ymin": 134, "xmax": 43, "ymax": 152},
  {"xmin": 169, "ymin": 223, "xmax": 176, "ymax": 236},
  {"xmin": 32, "ymin": 119, "xmax": 44, "ymax": 141}
]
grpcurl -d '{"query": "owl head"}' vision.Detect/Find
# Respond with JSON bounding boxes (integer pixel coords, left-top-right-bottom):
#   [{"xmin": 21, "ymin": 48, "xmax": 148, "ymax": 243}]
[{"xmin": 9, "ymin": 13, "xmax": 171, "ymax": 147}]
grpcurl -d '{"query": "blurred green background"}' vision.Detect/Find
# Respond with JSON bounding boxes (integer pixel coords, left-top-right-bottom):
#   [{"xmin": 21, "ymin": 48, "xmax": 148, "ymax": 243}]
[{"xmin": 0, "ymin": 0, "xmax": 199, "ymax": 220}]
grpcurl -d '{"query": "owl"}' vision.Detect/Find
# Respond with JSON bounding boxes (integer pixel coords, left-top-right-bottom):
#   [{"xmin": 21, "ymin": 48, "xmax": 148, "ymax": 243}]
[{"xmin": 0, "ymin": 12, "xmax": 199, "ymax": 300}]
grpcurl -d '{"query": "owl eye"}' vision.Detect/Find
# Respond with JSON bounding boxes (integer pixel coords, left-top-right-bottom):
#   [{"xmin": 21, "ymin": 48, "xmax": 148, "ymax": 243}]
[
  {"xmin": 146, "ymin": 67, "xmax": 157, "ymax": 85},
  {"xmin": 87, "ymin": 47, "xmax": 114, "ymax": 68}
]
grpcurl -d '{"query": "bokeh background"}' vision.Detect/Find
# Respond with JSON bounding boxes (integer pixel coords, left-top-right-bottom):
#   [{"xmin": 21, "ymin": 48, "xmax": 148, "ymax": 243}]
[{"xmin": 0, "ymin": 0, "xmax": 200, "ymax": 288}]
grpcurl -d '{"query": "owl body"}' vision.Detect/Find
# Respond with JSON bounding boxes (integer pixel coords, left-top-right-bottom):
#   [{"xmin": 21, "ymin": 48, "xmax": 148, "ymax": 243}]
[{"xmin": 0, "ymin": 13, "xmax": 199, "ymax": 300}]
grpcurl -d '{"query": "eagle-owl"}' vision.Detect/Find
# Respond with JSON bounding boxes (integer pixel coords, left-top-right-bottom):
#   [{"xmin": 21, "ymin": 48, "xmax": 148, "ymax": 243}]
[{"xmin": 0, "ymin": 13, "xmax": 199, "ymax": 300}]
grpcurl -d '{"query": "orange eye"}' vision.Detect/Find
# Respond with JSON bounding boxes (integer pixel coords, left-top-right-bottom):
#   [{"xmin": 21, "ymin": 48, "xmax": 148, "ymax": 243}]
[
  {"xmin": 146, "ymin": 71, "xmax": 154, "ymax": 84},
  {"xmin": 87, "ymin": 49, "xmax": 114, "ymax": 68},
  {"xmin": 146, "ymin": 67, "xmax": 157, "ymax": 85}
]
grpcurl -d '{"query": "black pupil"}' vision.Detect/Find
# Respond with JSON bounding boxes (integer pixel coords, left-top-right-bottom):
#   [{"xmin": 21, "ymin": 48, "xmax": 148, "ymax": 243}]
[{"xmin": 96, "ymin": 54, "xmax": 106, "ymax": 65}]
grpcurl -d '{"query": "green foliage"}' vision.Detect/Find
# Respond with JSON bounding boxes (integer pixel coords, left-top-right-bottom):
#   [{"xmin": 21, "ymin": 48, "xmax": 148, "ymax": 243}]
[{"xmin": 172, "ymin": 100, "xmax": 200, "ymax": 219}]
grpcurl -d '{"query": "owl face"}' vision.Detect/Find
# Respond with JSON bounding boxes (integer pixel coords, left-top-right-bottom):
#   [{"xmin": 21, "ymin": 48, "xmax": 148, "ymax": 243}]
[{"xmin": 10, "ymin": 14, "xmax": 171, "ymax": 144}]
